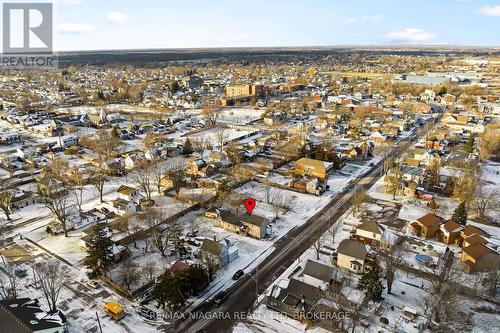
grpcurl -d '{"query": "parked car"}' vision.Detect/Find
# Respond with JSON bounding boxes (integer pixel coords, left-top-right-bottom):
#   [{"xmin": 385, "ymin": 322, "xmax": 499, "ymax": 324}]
[
  {"xmin": 87, "ymin": 280, "xmax": 100, "ymax": 289},
  {"xmin": 369, "ymin": 162, "xmax": 374, "ymax": 167},
  {"xmin": 139, "ymin": 290, "xmax": 154, "ymax": 304},
  {"xmin": 139, "ymin": 307, "xmax": 157, "ymax": 320},
  {"xmin": 186, "ymin": 229, "xmax": 198, "ymax": 237},
  {"xmin": 187, "ymin": 238, "xmax": 201, "ymax": 247},
  {"xmin": 232, "ymin": 269, "xmax": 244, "ymax": 280}
]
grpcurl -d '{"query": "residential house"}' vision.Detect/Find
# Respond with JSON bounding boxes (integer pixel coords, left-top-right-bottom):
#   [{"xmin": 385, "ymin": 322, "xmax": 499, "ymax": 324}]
[
  {"xmin": 199, "ymin": 238, "xmax": 239, "ymax": 269},
  {"xmin": 336, "ymin": 239, "xmax": 368, "ymax": 274},
  {"xmin": 457, "ymin": 225, "xmax": 489, "ymax": 247},
  {"xmin": 295, "ymin": 158, "xmax": 332, "ymax": 182},
  {"xmin": 55, "ymin": 135, "xmax": 78, "ymax": 149},
  {"xmin": 0, "ymin": 298, "xmax": 66, "ymax": 333},
  {"xmin": 409, "ymin": 213, "xmax": 443, "ymax": 238},
  {"xmin": 460, "ymin": 243, "xmax": 500, "ymax": 273},
  {"xmin": 111, "ymin": 198, "xmax": 136, "ymax": 216},
  {"xmin": 401, "ymin": 166, "xmax": 424, "ymax": 184},
  {"xmin": 186, "ymin": 158, "xmax": 213, "ymax": 177},
  {"xmin": 440, "ymin": 220, "xmax": 464, "ymax": 245},
  {"xmin": 370, "ymin": 131, "xmax": 386, "ymax": 143},
  {"xmin": 208, "ymin": 209, "xmax": 270, "ymax": 239},
  {"xmin": 116, "ymin": 185, "xmax": 143, "ymax": 204},
  {"xmin": 300, "ymin": 259, "xmax": 338, "ymax": 289},
  {"xmin": 47, "ymin": 206, "xmax": 102, "ymax": 234},
  {"xmin": 123, "ymin": 153, "xmax": 144, "ymax": 170},
  {"xmin": 355, "ymin": 220, "xmax": 383, "ymax": 246},
  {"xmin": 11, "ymin": 191, "xmax": 36, "ymax": 210},
  {"xmin": 290, "ymin": 177, "xmax": 325, "ymax": 195},
  {"xmin": 0, "ymin": 131, "xmax": 21, "ymax": 145},
  {"xmin": 463, "ymin": 233, "xmax": 488, "ymax": 248}
]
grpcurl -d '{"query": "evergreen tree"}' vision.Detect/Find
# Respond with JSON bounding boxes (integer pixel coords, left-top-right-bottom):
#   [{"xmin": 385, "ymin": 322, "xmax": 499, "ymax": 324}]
[
  {"xmin": 84, "ymin": 225, "xmax": 114, "ymax": 279},
  {"xmin": 216, "ymin": 179, "xmax": 230, "ymax": 199},
  {"xmin": 357, "ymin": 257, "xmax": 384, "ymax": 302},
  {"xmin": 182, "ymin": 138, "xmax": 193, "ymax": 156},
  {"xmin": 173, "ymin": 229, "xmax": 188, "ymax": 258},
  {"xmin": 154, "ymin": 270, "xmax": 190, "ymax": 311},
  {"xmin": 110, "ymin": 125, "xmax": 120, "ymax": 139},
  {"xmin": 464, "ymin": 134, "xmax": 475, "ymax": 153},
  {"xmin": 169, "ymin": 81, "xmax": 181, "ymax": 94},
  {"xmin": 185, "ymin": 264, "xmax": 209, "ymax": 295},
  {"xmin": 451, "ymin": 201, "xmax": 468, "ymax": 225}
]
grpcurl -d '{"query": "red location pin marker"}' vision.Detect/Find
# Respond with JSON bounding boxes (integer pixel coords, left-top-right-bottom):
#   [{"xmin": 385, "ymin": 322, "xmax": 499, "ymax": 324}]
[{"xmin": 244, "ymin": 198, "xmax": 256, "ymax": 215}]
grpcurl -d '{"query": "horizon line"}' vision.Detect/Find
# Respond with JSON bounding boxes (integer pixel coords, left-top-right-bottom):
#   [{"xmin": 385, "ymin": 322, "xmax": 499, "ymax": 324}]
[{"xmin": 54, "ymin": 44, "xmax": 500, "ymax": 54}]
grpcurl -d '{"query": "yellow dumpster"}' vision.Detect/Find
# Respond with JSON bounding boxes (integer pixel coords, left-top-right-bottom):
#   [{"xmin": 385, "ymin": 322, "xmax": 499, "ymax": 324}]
[{"xmin": 104, "ymin": 302, "xmax": 126, "ymax": 320}]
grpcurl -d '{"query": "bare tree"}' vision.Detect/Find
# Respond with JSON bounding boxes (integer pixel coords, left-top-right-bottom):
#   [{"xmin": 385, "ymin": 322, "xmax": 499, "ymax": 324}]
[
  {"xmin": 89, "ymin": 166, "xmax": 107, "ymax": 204},
  {"xmin": 151, "ymin": 160, "xmax": 165, "ymax": 194},
  {"xmin": 133, "ymin": 163, "xmax": 154, "ymax": 202},
  {"xmin": 33, "ymin": 260, "xmax": 69, "ymax": 312},
  {"xmin": 86, "ymin": 130, "xmax": 122, "ymax": 161},
  {"xmin": 478, "ymin": 125, "xmax": 500, "ymax": 160},
  {"xmin": 472, "ymin": 181, "xmax": 498, "ymax": 220},
  {"xmin": 214, "ymin": 128, "xmax": 229, "ymax": 151},
  {"xmin": 385, "ymin": 164, "xmax": 403, "ymax": 200},
  {"xmin": 486, "ymin": 269, "xmax": 500, "ymax": 297},
  {"xmin": 352, "ymin": 187, "xmax": 368, "ymax": 217},
  {"xmin": 202, "ymin": 104, "xmax": 221, "ymax": 125},
  {"xmin": 419, "ymin": 266, "xmax": 464, "ymax": 328},
  {"xmin": 264, "ymin": 186, "xmax": 273, "ymax": 204},
  {"xmin": 143, "ymin": 208, "xmax": 170, "ymax": 256},
  {"xmin": 0, "ymin": 255, "xmax": 20, "ymax": 299},
  {"xmin": 38, "ymin": 179, "xmax": 71, "ymax": 237},
  {"xmin": 327, "ymin": 217, "xmax": 341, "ymax": 245},
  {"xmin": 312, "ymin": 232, "xmax": 326, "ymax": 260},
  {"xmin": 118, "ymin": 260, "xmax": 140, "ymax": 291},
  {"xmin": 116, "ymin": 214, "xmax": 141, "ymax": 249},
  {"xmin": 270, "ymin": 189, "xmax": 297, "ymax": 219},
  {"xmin": 452, "ymin": 170, "xmax": 477, "ymax": 204},
  {"xmin": 69, "ymin": 167, "xmax": 85, "ymax": 212},
  {"xmin": 0, "ymin": 179, "xmax": 14, "ymax": 221},
  {"xmin": 427, "ymin": 156, "xmax": 442, "ymax": 187},
  {"xmin": 144, "ymin": 261, "xmax": 157, "ymax": 282},
  {"xmin": 383, "ymin": 244, "xmax": 404, "ymax": 294}
]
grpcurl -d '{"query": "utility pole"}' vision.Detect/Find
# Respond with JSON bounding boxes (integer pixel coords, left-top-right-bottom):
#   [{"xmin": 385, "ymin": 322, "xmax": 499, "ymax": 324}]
[{"xmin": 96, "ymin": 311, "xmax": 103, "ymax": 333}]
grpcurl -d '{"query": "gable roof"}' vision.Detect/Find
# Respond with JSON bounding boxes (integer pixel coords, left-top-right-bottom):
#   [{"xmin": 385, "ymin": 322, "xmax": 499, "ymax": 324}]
[
  {"xmin": 295, "ymin": 158, "xmax": 327, "ymax": 173},
  {"xmin": 200, "ymin": 239, "xmax": 224, "ymax": 256},
  {"xmin": 286, "ymin": 277, "xmax": 322, "ymax": 304},
  {"xmin": 338, "ymin": 239, "xmax": 368, "ymax": 260},
  {"xmin": 462, "ymin": 243, "xmax": 497, "ymax": 260},
  {"xmin": 461, "ymin": 225, "xmax": 488, "ymax": 238},
  {"xmin": 219, "ymin": 210, "xmax": 267, "ymax": 227},
  {"xmin": 442, "ymin": 220, "xmax": 463, "ymax": 233},
  {"xmin": 416, "ymin": 213, "xmax": 443, "ymax": 227},
  {"xmin": 117, "ymin": 185, "xmax": 136, "ymax": 196},
  {"xmin": 302, "ymin": 260, "xmax": 335, "ymax": 283},
  {"xmin": 356, "ymin": 220, "xmax": 382, "ymax": 235},
  {"xmin": 465, "ymin": 233, "xmax": 488, "ymax": 245}
]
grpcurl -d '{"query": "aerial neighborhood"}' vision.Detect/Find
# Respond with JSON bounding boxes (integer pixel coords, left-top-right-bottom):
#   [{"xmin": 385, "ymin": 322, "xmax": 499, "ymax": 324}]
[{"xmin": 0, "ymin": 49, "xmax": 499, "ymax": 333}]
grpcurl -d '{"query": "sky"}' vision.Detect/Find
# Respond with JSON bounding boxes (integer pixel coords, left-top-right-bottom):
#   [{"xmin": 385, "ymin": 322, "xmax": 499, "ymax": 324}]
[{"xmin": 7, "ymin": 0, "xmax": 500, "ymax": 51}]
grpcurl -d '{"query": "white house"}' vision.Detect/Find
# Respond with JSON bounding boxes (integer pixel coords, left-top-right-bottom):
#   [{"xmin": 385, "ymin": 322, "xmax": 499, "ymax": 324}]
[{"xmin": 336, "ymin": 239, "xmax": 368, "ymax": 274}]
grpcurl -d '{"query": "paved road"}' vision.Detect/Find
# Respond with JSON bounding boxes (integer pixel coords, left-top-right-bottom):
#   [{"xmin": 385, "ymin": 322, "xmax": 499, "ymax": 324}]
[{"xmin": 169, "ymin": 132, "xmax": 420, "ymax": 333}]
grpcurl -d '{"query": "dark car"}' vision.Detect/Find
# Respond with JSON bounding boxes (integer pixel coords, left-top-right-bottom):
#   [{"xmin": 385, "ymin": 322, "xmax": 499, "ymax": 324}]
[
  {"xmin": 369, "ymin": 162, "xmax": 374, "ymax": 167},
  {"xmin": 232, "ymin": 269, "xmax": 244, "ymax": 280},
  {"xmin": 214, "ymin": 291, "xmax": 228, "ymax": 306},
  {"xmin": 139, "ymin": 307, "xmax": 157, "ymax": 320}
]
